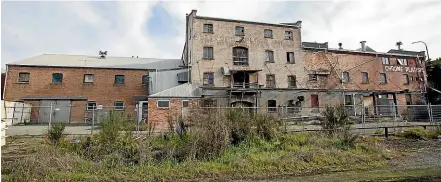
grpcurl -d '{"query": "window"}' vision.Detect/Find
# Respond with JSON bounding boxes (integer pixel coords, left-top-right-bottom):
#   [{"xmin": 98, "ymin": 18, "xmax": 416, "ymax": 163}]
[
  {"xmin": 203, "ymin": 72, "xmax": 214, "ymax": 86},
  {"xmin": 52, "ymin": 73, "xmax": 63, "ymax": 84},
  {"xmin": 264, "ymin": 29, "xmax": 273, "ymax": 38},
  {"xmin": 266, "ymin": 74, "xmax": 276, "ymax": 88},
  {"xmin": 344, "ymin": 95, "xmax": 353, "ymax": 105},
  {"xmin": 405, "ymin": 94, "xmax": 412, "ymax": 105},
  {"xmin": 87, "ymin": 101, "xmax": 97, "ymax": 110},
  {"xmin": 342, "ymin": 72, "xmax": 349, "ymax": 83},
  {"xmin": 288, "ymin": 75, "xmax": 296, "ymax": 88},
  {"xmin": 286, "ymin": 52, "xmax": 295, "ymax": 63},
  {"xmin": 18, "ymin": 72, "xmax": 30, "ymax": 83},
  {"xmin": 362, "ymin": 72, "xmax": 369, "ymax": 83},
  {"xmin": 265, "ymin": 50, "xmax": 274, "ymax": 63},
  {"xmin": 115, "ymin": 75, "xmax": 125, "ymax": 84},
  {"xmin": 157, "ymin": 100, "xmax": 170, "ymax": 108},
  {"xmin": 267, "ymin": 100, "xmax": 277, "ymax": 112},
  {"xmin": 203, "ymin": 47, "xmax": 214, "ymax": 59},
  {"xmin": 311, "ymin": 94, "xmax": 319, "ymax": 107},
  {"xmin": 397, "ymin": 58, "xmax": 408, "ymax": 65},
  {"xmin": 380, "ymin": 73, "xmax": 387, "ymax": 84},
  {"xmin": 285, "ymin": 31, "xmax": 293, "ymax": 40},
  {"xmin": 235, "ymin": 26, "xmax": 244, "ymax": 36},
  {"xmin": 203, "ymin": 24, "xmax": 213, "ymax": 33},
  {"xmin": 403, "ymin": 74, "xmax": 409, "ymax": 84},
  {"xmin": 382, "ymin": 57, "xmax": 390, "ymax": 65},
  {"xmin": 202, "ymin": 99, "xmax": 217, "ymax": 107},
  {"xmin": 182, "ymin": 100, "xmax": 189, "ymax": 108},
  {"xmin": 84, "ymin": 74, "xmax": 94, "ymax": 83},
  {"xmin": 232, "ymin": 47, "xmax": 248, "ymax": 65},
  {"xmin": 114, "ymin": 101, "xmax": 124, "ymax": 110},
  {"xmin": 309, "ymin": 74, "xmax": 317, "ymax": 81},
  {"xmin": 142, "ymin": 75, "xmax": 149, "ymax": 85},
  {"xmin": 410, "ymin": 77, "xmax": 414, "ymax": 81}
]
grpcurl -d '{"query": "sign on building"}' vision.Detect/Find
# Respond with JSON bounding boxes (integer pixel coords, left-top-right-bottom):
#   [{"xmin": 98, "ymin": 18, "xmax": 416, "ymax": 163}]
[{"xmin": 384, "ymin": 66, "xmax": 423, "ymax": 73}]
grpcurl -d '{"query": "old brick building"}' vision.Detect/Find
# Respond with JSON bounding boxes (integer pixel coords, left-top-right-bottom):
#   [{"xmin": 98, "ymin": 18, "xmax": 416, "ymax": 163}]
[{"xmin": 4, "ymin": 54, "xmax": 185, "ymax": 123}]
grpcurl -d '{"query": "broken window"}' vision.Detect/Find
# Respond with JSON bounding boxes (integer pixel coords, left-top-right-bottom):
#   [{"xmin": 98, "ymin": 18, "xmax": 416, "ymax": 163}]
[
  {"xmin": 264, "ymin": 29, "xmax": 273, "ymax": 38},
  {"xmin": 203, "ymin": 24, "xmax": 213, "ymax": 33},
  {"xmin": 342, "ymin": 72, "xmax": 349, "ymax": 83},
  {"xmin": 84, "ymin": 74, "xmax": 94, "ymax": 83},
  {"xmin": 380, "ymin": 73, "xmax": 387, "ymax": 84},
  {"xmin": 285, "ymin": 31, "xmax": 293, "ymax": 40},
  {"xmin": 157, "ymin": 100, "xmax": 170, "ymax": 108},
  {"xmin": 403, "ymin": 74, "xmax": 409, "ymax": 84},
  {"xmin": 266, "ymin": 74, "xmax": 276, "ymax": 88},
  {"xmin": 344, "ymin": 95, "xmax": 353, "ymax": 105},
  {"xmin": 311, "ymin": 94, "xmax": 319, "ymax": 107},
  {"xmin": 142, "ymin": 75, "xmax": 149, "ymax": 85},
  {"xmin": 382, "ymin": 57, "xmax": 390, "ymax": 65},
  {"xmin": 286, "ymin": 52, "xmax": 295, "ymax": 63},
  {"xmin": 18, "ymin": 72, "xmax": 30, "ymax": 83},
  {"xmin": 397, "ymin": 58, "xmax": 408, "ymax": 65},
  {"xmin": 114, "ymin": 101, "xmax": 124, "ymax": 110},
  {"xmin": 235, "ymin": 26, "xmax": 244, "ymax": 36},
  {"xmin": 52, "ymin": 73, "xmax": 63, "ymax": 84},
  {"xmin": 267, "ymin": 100, "xmax": 277, "ymax": 112},
  {"xmin": 87, "ymin": 101, "xmax": 96, "ymax": 110},
  {"xmin": 203, "ymin": 72, "xmax": 214, "ymax": 86},
  {"xmin": 233, "ymin": 47, "xmax": 248, "ymax": 65},
  {"xmin": 288, "ymin": 75, "xmax": 296, "ymax": 88},
  {"xmin": 309, "ymin": 74, "xmax": 318, "ymax": 81},
  {"xmin": 114, "ymin": 75, "xmax": 125, "ymax": 84},
  {"xmin": 203, "ymin": 47, "xmax": 214, "ymax": 59},
  {"xmin": 201, "ymin": 99, "xmax": 217, "ymax": 107},
  {"xmin": 362, "ymin": 72, "xmax": 369, "ymax": 83},
  {"xmin": 265, "ymin": 50, "xmax": 274, "ymax": 63}
]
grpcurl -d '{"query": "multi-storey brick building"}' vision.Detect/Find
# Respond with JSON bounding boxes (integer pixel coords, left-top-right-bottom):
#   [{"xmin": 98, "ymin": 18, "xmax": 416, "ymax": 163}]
[{"xmin": 4, "ymin": 53, "xmax": 186, "ymax": 124}]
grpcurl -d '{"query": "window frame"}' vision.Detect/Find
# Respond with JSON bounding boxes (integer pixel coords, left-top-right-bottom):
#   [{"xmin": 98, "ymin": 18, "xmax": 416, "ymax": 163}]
[
  {"xmin": 380, "ymin": 73, "xmax": 387, "ymax": 84},
  {"xmin": 232, "ymin": 47, "xmax": 249, "ymax": 65},
  {"xmin": 86, "ymin": 101, "xmax": 97, "ymax": 111},
  {"xmin": 284, "ymin": 31, "xmax": 293, "ymax": 40},
  {"xmin": 286, "ymin": 52, "xmax": 295, "ymax": 64},
  {"xmin": 114, "ymin": 75, "xmax": 125, "ymax": 84},
  {"xmin": 203, "ymin": 47, "xmax": 214, "ymax": 60},
  {"xmin": 266, "ymin": 74, "xmax": 276, "ymax": 88},
  {"xmin": 142, "ymin": 75, "xmax": 149, "ymax": 85},
  {"xmin": 344, "ymin": 95, "xmax": 353, "ymax": 106},
  {"xmin": 264, "ymin": 29, "xmax": 273, "ymax": 38},
  {"xmin": 265, "ymin": 50, "xmax": 274, "ymax": 63},
  {"xmin": 52, "ymin": 73, "xmax": 63, "ymax": 84},
  {"xmin": 403, "ymin": 74, "xmax": 410, "ymax": 85},
  {"xmin": 157, "ymin": 100, "xmax": 170, "ymax": 109},
  {"xmin": 235, "ymin": 26, "xmax": 245, "ymax": 36},
  {"xmin": 361, "ymin": 72, "xmax": 369, "ymax": 84},
  {"xmin": 182, "ymin": 100, "xmax": 189, "ymax": 108},
  {"xmin": 397, "ymin": 58, "xmax": 408, "ymax": 66},
  {"xmin": 267, "ymin": 100, "xmax": 277, "ymax": 112},
  {"xmin": 309, "ymin": 74, "xmax": 318, "ymax": 81},
  {"xmin": 113, "ymin": 101, "xmax": 124, "ymax": 111},
  {"xmin": 203, "ymin": 24, "xmax": 213, "ymax": 33},
  {"xmin": 18, "ymin": 72, "xmax": 30, "ymax": 83},
  {"xmin": 203, "ymin": 72, "xmax": 214, "ymax": 86},
  {"xmin": 287, "ymin": 75, "xmax": 297, "ymax": 88},
  {"xmin": 381, "ymin": 57, "xmax": 390, "ymax": 65},
  {"xmin": 83, "ymin": 74, "xmax": 94, "ymax": 83},
  {"xmin": 342, "ymin": 72, "xmax": 350, "ymax": 83}
]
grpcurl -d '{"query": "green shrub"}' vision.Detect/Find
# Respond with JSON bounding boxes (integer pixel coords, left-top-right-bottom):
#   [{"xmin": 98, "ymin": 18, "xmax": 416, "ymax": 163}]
[
  {"xmin": 399, "ymin": 127, "xmax": 441, "ymax": 140},
  {"xmin": 322, "ymin": 104, "xmax": 351, "ymax": 135},
  {"xmin": 47, "ymin": 122, "xmax": 66, "ymax": 145}
]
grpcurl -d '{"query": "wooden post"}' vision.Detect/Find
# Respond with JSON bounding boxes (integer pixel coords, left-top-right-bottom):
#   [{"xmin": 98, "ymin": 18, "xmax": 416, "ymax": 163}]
[{"xmin": 384, "ymin": 127, "xmax": 389, "ymax": 138}]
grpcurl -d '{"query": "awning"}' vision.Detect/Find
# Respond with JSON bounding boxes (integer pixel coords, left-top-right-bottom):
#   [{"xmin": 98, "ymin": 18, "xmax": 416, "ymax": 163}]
[{"xmin": 20, "ymin": 96, "xmax": 88, "ymax": 100}]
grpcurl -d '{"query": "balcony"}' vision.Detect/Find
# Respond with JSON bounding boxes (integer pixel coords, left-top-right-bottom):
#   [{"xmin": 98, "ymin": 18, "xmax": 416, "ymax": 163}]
[{"xmin": 232, "ymin": 82, "xmax": 260, "ymax": 89}]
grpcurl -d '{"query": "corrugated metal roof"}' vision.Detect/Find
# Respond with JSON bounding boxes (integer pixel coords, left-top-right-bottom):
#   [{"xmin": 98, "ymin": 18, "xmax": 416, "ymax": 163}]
[
  {"xmin": 20, "ymin": 96, "xmax": 88, "ymax": 100},
  {"xmin": 149, "ymin": 83, "xmax": 201, "ymax": 98},
  {"xmin": 387, "ymin": 49, "xmax": 426, "ymax": 57},
  {"xmin": 8, "ymin": 54, "xmax": 183, "ymax": 70}
]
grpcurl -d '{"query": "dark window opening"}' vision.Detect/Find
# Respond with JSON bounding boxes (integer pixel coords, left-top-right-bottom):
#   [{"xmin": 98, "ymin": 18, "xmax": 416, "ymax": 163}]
[
  {"xmin": 114, "ymin": 101, "xmax": 124, "ymax": 110},
  {"xmin": 87, "ymin": 101, "xmax": 97, "ymax": 110},
  {"xmin": 18, "ymin": 72, "xmax": 30, "ymax": 83},
  {"xmin": 201, "ymin": 99, "xmax": 217, "ymax": 107},
  {"xmin": 115, "ymin": 75, "xmax": 125, "ymax": 84},
  {"xmin": 203, "ymin": 24, "xmax": 213, "ymax": 33},
  {"xmin": 265, "ymin": 50, "xmax": 274, "ymax": 63},
  {"xmin": 344, "ymin": 95, "xmax": 353, "ymax": 105},
  {"xmin": 203, "ymin": 72, "xmax": 214, "ymax": 86},
  {"xmin": 286, "ymin": 52, "xmax": 295, "ymax": 63},
  {"xmin": 362, "ymin": 72, "xmax": 369, "ymax": 83},
  {"xmin": 182, "ymin": 100, "xmax": 189, "ymax": 108},
  {"xmin": 267, "ymin": 100, "xmax": 277, "ymax": 112},
  {"xmin": 288, "ymin": 75, "xmax": 296, "ymax": 88},
  {"xmin": 157, "ymin": 100, "xmax": 170, "ymax": 108},
  {"xmin": 405, "ymin": 94, "xmax": 412, "ymax": 105},
  {"xmin": 380, "ymin": 73, "xmax": 387, "ymax": 84},
  {"xmin": 309, "ymin": 74, "xmax": 318, "ymax": 81},
  {"xmin": 233, "ymin": 47, "xmax": 248, "ymax": 65},
  {"xmin": 52, "ymin": 73, "xmax": 63, "ymax": 84},
  {"xmin": 266, "ymin": 74, "xmax": 276, "ymax": 88}
]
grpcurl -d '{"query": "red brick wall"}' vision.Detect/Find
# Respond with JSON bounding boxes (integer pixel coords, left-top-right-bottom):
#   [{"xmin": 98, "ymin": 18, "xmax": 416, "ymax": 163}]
[
  {"xmin": 4, "ymin": 65, "xmax": 148, "ymax": 123},
  {"xmin": 148, "ymin": 98, "xmax": 198, "ymax": 129}
]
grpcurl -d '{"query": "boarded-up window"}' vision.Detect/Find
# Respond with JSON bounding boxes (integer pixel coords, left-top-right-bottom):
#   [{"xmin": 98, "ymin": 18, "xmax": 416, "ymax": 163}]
[
  {"xmin": 380, "ymin": 73, "xmax": 387, "ymax": 84},
  {"xmin": 84, "ymin": 74, "xmax": 94, "ymax": 83},
  {"xmin": 286, "ymin": 52, "xmax": 295, "ymax": 63},
  {"xmin": 264, "ymin": 29, "xmax": 272, "ymax": 38},
  {"xmin": 266, "ymin": 74, "xmax": 276, "ymax": 88},
  {"xmin": 403, "ymin": 74, "xmax": 409, "ymax": 84},
  {"xmin": 233, "ymin": 47, "xmax": 248, "ymax": 65},
  {"xmin": 52, "ymin": 73, "xmax": 63, "ymax": 84},
  {"xmin": 235, "ymin": 26, "xmax": 244, "ymax": 36},
  {"xmin": 311, "ymin": 94, "xmax": 319, "ymax": 107},
  {"xmin": 203, "ymin": 24, "xmax": 213, "ymax": 33},
  {"xmin": 362, "ymin": 72, "xmax": 369, "ymax": 83},
  {"xmin": 114, "ymin": 101, "xmax": 124, "ymax": 110},
  {"xmin": 288, "ymin": 75, "xmax": 296, "ymax": 88},
  {"xmin": 285, "ymin": 31, "xmax": 293, "ymax": 40},
  {"xmin": 157, "ymin": 100, "xmax": 170, "ymax": 108},
  {"xmin": 203, "ymin": 72, "xmax": 214, "ymax": 86},
  {"xmin": 203, "ymin": 47, "xmax": 214, "ymax": 59},
  {"xmin": 342, "ymin": 72, "xmax": 349, "ymax": 83},
  {"xmin": 18, "ymin": 72, "xmax": 30, "ymax": 83},
  {"xmin": 267, "ymin": 100, "xmax": 277, "ymax": 112},
  {"xmin": 265, "ymin": 50, "xmax": 274, "ymax": 63},
  {"xmin": 115, "ymin": 75, "xmax": 125, "ymax": 84}
]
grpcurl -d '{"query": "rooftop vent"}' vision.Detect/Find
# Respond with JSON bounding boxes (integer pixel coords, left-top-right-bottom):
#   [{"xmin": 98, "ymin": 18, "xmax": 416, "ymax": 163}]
[
  {"xmin": 360, "ymin": 41, "xmax": 366, "ymax": 52},
  {"xmin": 99, "ymin": 50, "xmax": 107, "ymax": 59},
  {"xmin": 338, "ymin": 43, "xmax": 343, "ymax": 49},
  {"xmin": 396, "ymin": 41, "xmax": 403, "ymax": 50}
]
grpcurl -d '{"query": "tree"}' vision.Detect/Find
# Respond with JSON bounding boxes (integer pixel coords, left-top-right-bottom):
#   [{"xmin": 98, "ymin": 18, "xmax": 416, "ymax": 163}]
[{"xmin": 427, "ymin": 58, "xmax": 441, "ymax": 104}]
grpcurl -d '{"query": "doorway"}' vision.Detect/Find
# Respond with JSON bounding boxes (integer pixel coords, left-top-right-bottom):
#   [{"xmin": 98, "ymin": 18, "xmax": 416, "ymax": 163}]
[{"xmin": 232, "ymin": 71, "xmax": 250, "ymax": 88}]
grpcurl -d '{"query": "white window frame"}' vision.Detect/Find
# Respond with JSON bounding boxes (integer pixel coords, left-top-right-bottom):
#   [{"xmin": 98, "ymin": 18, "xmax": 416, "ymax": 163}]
[
  {"xmin": 84, "ymin": 74, "xmax": 94, "ymax": 83},
  {"xmin": 87, "ymin": 101, "xmax": 97, "ymax": 110},
  {"xmin": 114, "ymin": 101, "xmax": 124, "ymax": 110},
  {"xmin": 157, "ymin": 100, "xmax": 170, "ymax": 108},
  {"xmin": 182, "ymin": 100, "xmax": 189, "ymax": 108}
]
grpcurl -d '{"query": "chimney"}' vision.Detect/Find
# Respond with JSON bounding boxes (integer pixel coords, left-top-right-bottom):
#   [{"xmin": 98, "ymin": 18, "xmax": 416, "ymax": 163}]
[
  {"xmin": 396, "ymin": 41, "xmax": 403, "ymax": 50},
  {"xmin": 338, "ymin": 43, "xmax": 343, "ymax": 49},
  {"xmin": 191, "ymin": 9, "xmax": 197, "ymax": 15},
  {"xmin": 360, "ymin": 41, "xmax": 366, "ymax": 52}
]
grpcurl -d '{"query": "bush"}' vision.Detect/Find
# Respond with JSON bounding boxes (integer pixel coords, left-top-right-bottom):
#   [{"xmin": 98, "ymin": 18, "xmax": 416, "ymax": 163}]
[
  {"xmin": 399, "ymin": 127, "xmax": 441, "ymax": 140},
  {"xmin": 47, "ymin": 122, "xmax": 66, "ymax": 145},
  {"xmin": 322, "ymin": 104, "xmax": 351, "ymax": 135}
]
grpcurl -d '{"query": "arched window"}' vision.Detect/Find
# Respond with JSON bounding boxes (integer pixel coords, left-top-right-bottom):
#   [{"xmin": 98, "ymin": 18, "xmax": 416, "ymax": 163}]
[{"xmin": 232, "ymin": 47, "xmax": 248, "ymax": 65}]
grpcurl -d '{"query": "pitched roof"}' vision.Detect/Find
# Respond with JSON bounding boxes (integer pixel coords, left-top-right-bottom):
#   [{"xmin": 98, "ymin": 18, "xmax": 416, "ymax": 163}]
[
  {"xmin": 356, "ymin": 46, "xmax": 377, "ymax": 52},
  {"xmin": 7, "ymin": 54, "xmax": 183, "ymax": 70},
  {"xmin": 302, "ymin": 42, "xmax": 328, "ymax": 49},
  {"xmin": 148, "ymin": 83, "xmax": 202, "ymax": 98},
  {"xmin": 387, "ymin": 49, "xmax": 426, "ymax": 57}
]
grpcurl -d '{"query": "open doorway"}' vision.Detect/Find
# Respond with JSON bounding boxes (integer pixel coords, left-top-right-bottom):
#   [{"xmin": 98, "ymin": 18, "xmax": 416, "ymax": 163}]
[{"xmin": 232, "ymin": 71, "xmax": 250, "ymax": 88}]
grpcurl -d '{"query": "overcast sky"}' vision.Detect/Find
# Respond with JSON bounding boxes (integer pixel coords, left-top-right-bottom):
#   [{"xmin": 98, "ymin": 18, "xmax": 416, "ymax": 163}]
[{"xmin": 2, "ymin": 1, "xmax": 441, "ymax": 69}]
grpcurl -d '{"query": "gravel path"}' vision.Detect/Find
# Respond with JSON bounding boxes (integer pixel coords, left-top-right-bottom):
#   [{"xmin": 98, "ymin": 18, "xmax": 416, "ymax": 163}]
[{"xmin": 386, "ymin": 139, "xmax": 441, "ymax": 169}]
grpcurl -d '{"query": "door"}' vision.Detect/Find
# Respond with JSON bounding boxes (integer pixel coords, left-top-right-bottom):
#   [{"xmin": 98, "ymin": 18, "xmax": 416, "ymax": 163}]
[
  {"xmin": 38, "ymin": 100, "xmax": 71, "ymax": 123},
  {"xmin": 39, "ymin": 100, "xmax": 56, "ymax": 123}
]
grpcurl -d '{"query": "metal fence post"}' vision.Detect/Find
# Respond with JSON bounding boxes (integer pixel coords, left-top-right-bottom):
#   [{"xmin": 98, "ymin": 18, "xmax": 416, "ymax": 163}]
[
  {"xmin": 429, "ymin": 103, "xmax": 433, "ymax": 124},
  {"xmin": 91, "ymin": 108, "xmax": 95, "ymax": 135},
  {"xmin": 49, "ymin": 103, "xmax": 53, "ymax": 129}
]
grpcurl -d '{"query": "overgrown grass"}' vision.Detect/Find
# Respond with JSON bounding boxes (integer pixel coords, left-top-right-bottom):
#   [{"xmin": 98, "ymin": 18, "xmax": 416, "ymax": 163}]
[
  {"xmin": 1, "ymin": 108, "xmax": 396, "ymax": 181},
  {"xmin": 398, "ymin": 126, "xmax": 441, "ymax": 140}
]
